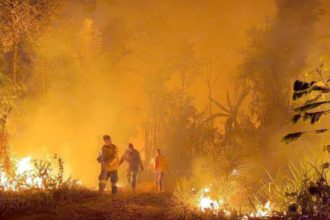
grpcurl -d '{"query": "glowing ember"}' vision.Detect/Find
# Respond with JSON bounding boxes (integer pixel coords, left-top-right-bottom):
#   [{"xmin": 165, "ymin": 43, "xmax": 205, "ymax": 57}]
[
  {"xmin": 200, "ymin": 196, "xmax": 219, "ymax": 212},
  {"xmin": 198, "ymin": 187, "xmax": 225, "ymax": 214},
  {"xmin": 250, "ymin": 201, "xmax": 272, "ymax": 217}
]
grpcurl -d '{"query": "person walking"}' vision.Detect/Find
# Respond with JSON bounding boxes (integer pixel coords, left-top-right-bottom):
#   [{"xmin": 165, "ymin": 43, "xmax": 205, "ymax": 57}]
[
  {"xmin": 152, "ymin": 149, "xmax": 167, "ymax": 193},
  {"xmin": 119, "ymin": 143, "xmax": 144, "ymax": 191},
  {"xmin": 97, "ymin": 135, "xmax": 119, "ymax": 194}
]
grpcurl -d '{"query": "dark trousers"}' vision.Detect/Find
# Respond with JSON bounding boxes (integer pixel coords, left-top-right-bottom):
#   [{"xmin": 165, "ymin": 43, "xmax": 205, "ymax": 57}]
[
  {"xmin": 98, "ymin": 170, "xmax": 118, "ymax": 194},
  {"xmin": 127, "ymin": 170, "xmax": 138, "ymax": 190}
]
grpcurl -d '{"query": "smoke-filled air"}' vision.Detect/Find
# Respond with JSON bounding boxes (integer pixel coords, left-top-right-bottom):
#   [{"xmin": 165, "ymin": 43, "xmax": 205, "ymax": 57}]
[{"xmin": 0, "ymin": 0, "xmax": 330, "ymax": 219}]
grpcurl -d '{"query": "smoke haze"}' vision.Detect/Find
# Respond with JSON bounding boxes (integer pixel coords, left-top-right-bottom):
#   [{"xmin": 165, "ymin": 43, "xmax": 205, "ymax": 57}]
[{"xmin": 5, "ymin": 0, "xmax": 330, "ymax": 187}]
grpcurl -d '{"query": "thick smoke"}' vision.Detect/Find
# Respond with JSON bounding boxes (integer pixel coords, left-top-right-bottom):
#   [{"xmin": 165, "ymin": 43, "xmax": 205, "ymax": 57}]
[{"xmin": 5, "ymin": 0, "xmax": 330, "ymax": 187}]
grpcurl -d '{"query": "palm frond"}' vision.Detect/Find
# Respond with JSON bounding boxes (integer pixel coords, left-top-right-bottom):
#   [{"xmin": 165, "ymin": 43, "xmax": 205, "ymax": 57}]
[
  {"xmin": 304, "ymin": 94, "xmax": 322, "ymax": 105},
  {"xmin": 226, "ymin": 91, "xmax": 233, "ymax": 111},
  {"xmin": 282, "ymin": 128, "xmax": 330, "ymax": 144},
  {"xmin": 312, "ymin": 85, "xmax": 330, "ymax": 93},
  {"xmin": 293, "ymin": 80, "xmax": 313, "ymax": 92},
  {"xmin": 323, "ymin": 145, "xmax": 330, "ymax": 153},
  {"xmin": 282, "ymin": 132, "xmax": 303, "ymax": 144},
  {"xmin": 235, "ymin": 87, "xmax": 250, "ymax": 109},
  {"xmin": 303, "ymin": 110, "xmax": 330, "ymax": 124},
  {"xmin": 294, "ymin": 101, "xmax": 330, "ymax": 112},
  {"xmin": 292, "ymin": 80, "xmax": 329, "ymax": 101},
  {"xmin": 293, "ymin": 90, "xmax": 309, "ymax": 100},
  {"xmin": 315, "ymin": 128, "xmax": 329, "ymax": 133},
  {"xmin": 291, "ymin": 114, "xmax": 302, "ymax": 123},
  {"xmin": 209, "ymin": 97, "xmax": 230, "ymax": 113}
]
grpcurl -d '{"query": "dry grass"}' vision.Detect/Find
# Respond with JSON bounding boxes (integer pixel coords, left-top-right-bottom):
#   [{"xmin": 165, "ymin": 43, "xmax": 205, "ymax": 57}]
[
  {"xmin": 0, "ymin": 154, "xmax": 91, "ymax": 218},
  {"xmin": 172, "ymin": 175, "xmax": 251, "ymax": 219},
  {"xmin": 257, "ymin": 159, "xmax": 330, "ymax": 218},
  {"xmin": 0, "ymin": 187, "xmax": 98, "ymax": 218}
]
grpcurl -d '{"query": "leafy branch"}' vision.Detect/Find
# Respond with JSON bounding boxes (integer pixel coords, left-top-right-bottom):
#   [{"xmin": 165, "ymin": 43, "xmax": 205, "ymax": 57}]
[
  {"xmin": 283, "ymin": 64, "xmax": 330, "ymax": 144},
  {"xmin": 282, "ymin": 129, "xmax": 330, "ymax": 144}
]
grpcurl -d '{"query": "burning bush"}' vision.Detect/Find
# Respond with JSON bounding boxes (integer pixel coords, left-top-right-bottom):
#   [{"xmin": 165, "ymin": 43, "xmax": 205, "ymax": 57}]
[
  {"xmin": 172, "ymin": 175, "xmax": 254, "ymax": 218},
  {"xmin": 0, "ymin": 153, "xmax": 87, "ymax": 218},
  {"xmin": 173, "ymin": 178, "xmax": 232, "ymax": 218},
  {"xmin": 0, "ymin": 154, "xmax": 81, "ymax": 191}
]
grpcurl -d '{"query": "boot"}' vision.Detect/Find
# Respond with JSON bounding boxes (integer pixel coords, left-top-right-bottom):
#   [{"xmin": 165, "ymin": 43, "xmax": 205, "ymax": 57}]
[
  {"xmin": 99, "ymin": 183, "xmax": 106, "ymax": 193},
  {"xmin": 111, "ymin": 185, "xmax": 118, "ymax": 194}
]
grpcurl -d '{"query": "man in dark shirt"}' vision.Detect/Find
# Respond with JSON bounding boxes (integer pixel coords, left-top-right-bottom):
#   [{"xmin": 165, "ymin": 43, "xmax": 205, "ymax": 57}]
[{"xmin": 119, "ymin": 143, "xmax": 144, "ymax": 191}]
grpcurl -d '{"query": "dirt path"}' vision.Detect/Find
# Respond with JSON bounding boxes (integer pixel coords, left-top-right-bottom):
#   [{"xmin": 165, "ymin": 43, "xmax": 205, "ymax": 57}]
[{"xmin": 9, "ymin": 190, "xmax": 174, "ymax": 220}]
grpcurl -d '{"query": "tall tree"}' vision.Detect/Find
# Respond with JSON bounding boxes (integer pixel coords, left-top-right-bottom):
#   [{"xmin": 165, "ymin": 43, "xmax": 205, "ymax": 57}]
[
  {"xmin": 134, "ymin": 17, "xmax": 198, "ymax": 162},
  {"xmin": 0, "ymin": 0, "xmax": 63, "ymax": 82},
  {"xmin": 0, "ymin": 73, "xmax": 23, "ymax": 173},
  {"xmin": 240, "ymin": 0, "xmax": 322, "ymax": 151}
]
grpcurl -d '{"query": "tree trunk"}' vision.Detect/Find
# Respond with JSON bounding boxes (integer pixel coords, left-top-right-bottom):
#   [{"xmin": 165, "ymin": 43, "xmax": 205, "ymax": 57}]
[
  {"xmin": 180, "ymin": 67, "xmax": 186, "ymax": 110},
  {"xmin": 0, "ymin": 116, "xmax": 11, "ymax": 174},
  {"xmin": 144, "ymin": 124, "xmax": 151, "ymax": 164},
  {"xmin": 206, "ymin": 58, "xmax": 216, "ymax": 178},
  {"xmin": 12, "ymin": 42, "xmax": 18, "ymax": 83}
]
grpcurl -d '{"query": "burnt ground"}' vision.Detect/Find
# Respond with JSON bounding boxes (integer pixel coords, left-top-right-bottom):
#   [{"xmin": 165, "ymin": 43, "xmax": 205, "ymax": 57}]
[
  {"xmin": 1, "ymin": 182, "xmax": 309, "ymax": 220},
  {"xmin": 7, "ymin": 184, "xmax": 176, "ymax": 220},
  {"xmin": 2, "ymin": 188, "xmax": 319, "ymax": 220},
  {"xmin": 11, "ymin": 192, "xmax": 173, "ymax": 220}
]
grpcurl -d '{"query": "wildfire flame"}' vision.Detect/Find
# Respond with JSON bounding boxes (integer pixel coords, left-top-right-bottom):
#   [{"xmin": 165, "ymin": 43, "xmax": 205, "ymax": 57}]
[
  {"xmin": 250, "ymin": 201, "xmax": 272, "ymax": 217},
  {"xmin": 200, "ymin": 196, "xmax": 220, "ymax": 212},
  {"xmin": 198, "ymin": 187, "xmax": 228, "ymax": 215},
  {"xmin": 16, "ymin": 156, "xmax": 33, "ymax": 175},
  {"xmin": 257, "ymin": 201, "xmax": 271, "ymax": 217},
  {"xmin": 0, "ymin": 156, "xmax": 43, "ymax": 191}
]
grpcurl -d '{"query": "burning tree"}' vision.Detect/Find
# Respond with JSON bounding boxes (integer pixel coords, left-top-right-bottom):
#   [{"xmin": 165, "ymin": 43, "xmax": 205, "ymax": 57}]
[
  {"xmin": 0, "ymin": 0, "xmax": 64, "ymax": 180},
  {"xmin": 0, "ymin": 74, "xmax": 24, "ymax": 174}
]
